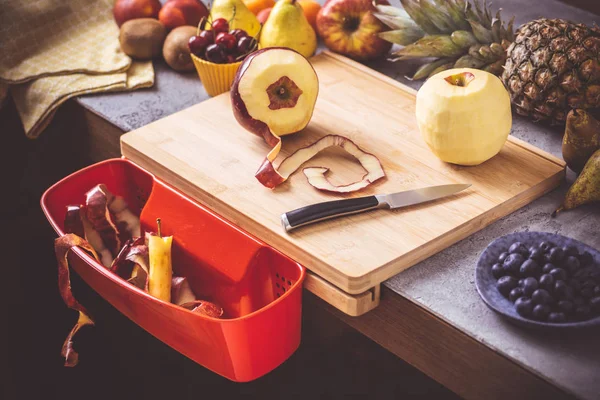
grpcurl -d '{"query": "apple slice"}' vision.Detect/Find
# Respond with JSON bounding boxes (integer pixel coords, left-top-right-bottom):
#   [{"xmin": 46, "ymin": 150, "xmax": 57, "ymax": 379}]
[{"xmin": 256, "ymin": 135, "xmax": 385, "ymax": 192}]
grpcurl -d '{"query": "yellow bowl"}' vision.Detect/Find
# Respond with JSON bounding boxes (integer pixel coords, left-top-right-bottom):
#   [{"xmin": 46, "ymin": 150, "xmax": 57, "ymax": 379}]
[{"xmin": 191, "ymin": 53, "xmax": 243, "ymax": 97}]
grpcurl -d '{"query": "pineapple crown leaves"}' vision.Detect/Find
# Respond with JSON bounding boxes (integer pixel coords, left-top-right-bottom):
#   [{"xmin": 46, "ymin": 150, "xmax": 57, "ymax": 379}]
[{"xmin": 374, "ymin": 0, "xmax": 514, "ymax": 79}]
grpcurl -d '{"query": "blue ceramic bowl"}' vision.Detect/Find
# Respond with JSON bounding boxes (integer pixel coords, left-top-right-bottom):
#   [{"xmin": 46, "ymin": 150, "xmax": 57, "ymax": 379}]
[{"xmin": 475, "ymin": 231, "xmax": 600, "ymax": 330}]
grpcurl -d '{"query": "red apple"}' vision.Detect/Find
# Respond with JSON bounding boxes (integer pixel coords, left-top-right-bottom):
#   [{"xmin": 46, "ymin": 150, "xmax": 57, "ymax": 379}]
[
  {"xmin": 158, "ymin": 0, "xmax": 209, "ymax": 30},
  {"xmin": 113, "ymin": 0, "xmax": 162, "ymax": 27},
  {"xmin": 230, "ymin": 47, "xmax": 319, "ymax": 147},
  {"xmin": 316, "ymin": 0, "xmax": 391, "ymax": 60}
]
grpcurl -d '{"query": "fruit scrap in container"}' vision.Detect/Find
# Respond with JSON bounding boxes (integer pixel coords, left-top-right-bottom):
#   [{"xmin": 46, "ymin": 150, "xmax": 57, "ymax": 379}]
[
  {"xmin": 148, "ymin": 219, "xmax": 173, "ymax": 302},
  {"xmin": 66, "ymin": 204, "xmax": 113, "ymax": 267},
  {"xmin": 171, "ymin": 277, "xmax": 197, "ymax": 305},
  {"xmin": 54, "ymin": 234, "xmax": 99, "ymax": 367},
  {"xmin": 181, "ymin": 300, "xmax": 224, "ymax": 318},
  {"xmin": 231, "ymin": 47, "xmax": 385, "ymax": 192},
  {"xmin": 111, "ymin": 237, "xmax": 150, "ymax": 291}
]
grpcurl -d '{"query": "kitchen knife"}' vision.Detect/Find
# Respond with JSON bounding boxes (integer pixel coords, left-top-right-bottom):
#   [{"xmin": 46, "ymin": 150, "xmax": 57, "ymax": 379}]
[{"xmin": 281, "ymin": 184, "xmax": 471, "ymax": 232}]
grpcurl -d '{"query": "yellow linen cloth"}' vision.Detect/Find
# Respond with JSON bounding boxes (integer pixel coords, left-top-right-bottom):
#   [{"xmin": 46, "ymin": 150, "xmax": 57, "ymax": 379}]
[{"xmin": 0, "ymin": 0, "xmax": 154, "ymax": 138}]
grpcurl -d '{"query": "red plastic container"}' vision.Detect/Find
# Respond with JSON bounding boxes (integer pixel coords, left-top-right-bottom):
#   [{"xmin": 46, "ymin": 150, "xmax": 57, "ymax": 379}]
[{"xmin": 41, "ymin": 158, "xmax": 305, "ymax": 382}]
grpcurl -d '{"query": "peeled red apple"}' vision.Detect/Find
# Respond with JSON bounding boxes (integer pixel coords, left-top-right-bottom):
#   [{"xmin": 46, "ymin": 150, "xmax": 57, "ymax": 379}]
[
  {"xmin": 231, "ymin": 47, "xmax": 319, "ymax": 146},
  {"xmin": 416, "ymin": 68, "xmax": 512, "ymax": 166}
]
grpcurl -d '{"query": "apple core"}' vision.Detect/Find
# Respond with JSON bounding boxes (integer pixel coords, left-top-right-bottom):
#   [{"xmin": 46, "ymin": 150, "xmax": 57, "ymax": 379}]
[
  {"xmin": 444, "ymin": 72, "xmax": 475, "ymax": 87},
  {"xmin": 342, "ymin": 15, "xmax": 360, "ymax": 32},
  {"xmin": 267, "ymin": 76, "xmax": 303, "ymax": 110}
]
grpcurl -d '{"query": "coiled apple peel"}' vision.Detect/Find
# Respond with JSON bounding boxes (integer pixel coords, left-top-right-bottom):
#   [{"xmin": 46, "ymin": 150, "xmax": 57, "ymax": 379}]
[
  {"xmin": 230, "ymin": 47, "xmax": 385, "ymax": 193},
  {"xmin": 255, "ymin": 134, "xmax": 385, "ymax": 193}
]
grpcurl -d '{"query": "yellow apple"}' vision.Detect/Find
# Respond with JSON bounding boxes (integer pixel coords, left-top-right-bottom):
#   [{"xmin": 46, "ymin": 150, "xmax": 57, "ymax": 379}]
[{"xmin": 416, "ymin": 68, "xmax": 512, "ymax": 166}]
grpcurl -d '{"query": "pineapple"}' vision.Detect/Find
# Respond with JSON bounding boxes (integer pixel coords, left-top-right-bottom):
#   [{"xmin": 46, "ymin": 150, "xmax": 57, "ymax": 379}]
[
  {"xmin": 375, "ymin": 1, "xmax": 600, "ymax": 125},
  {"xmin": 373, "ymin": 0, "xmax": 514, "ymax": 79},
  {"xmin": 502, "ymin": 19, "xmax": 600, "ymax": 125}
]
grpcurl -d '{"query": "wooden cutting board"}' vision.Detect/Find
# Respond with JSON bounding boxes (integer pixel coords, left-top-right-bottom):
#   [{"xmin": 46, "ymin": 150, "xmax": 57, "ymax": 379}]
[{"xmin": 121, "ymin": 51, "xmax": 565, "ymax": 316}]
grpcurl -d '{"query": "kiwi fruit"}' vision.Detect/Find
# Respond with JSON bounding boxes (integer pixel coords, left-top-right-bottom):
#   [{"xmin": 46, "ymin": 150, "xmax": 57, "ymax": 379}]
[
  {"xmin": 119, "ymin": 18, "xmax": 166, "ymax": 60},
  {"xmin": 163, "ymin": 26, "xmax": 197, "ymax": 72}
]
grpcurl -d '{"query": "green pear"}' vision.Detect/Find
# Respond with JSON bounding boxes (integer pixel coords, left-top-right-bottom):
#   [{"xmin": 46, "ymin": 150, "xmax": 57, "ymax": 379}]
[
  {"xmin": 562, "ymin": 109, "xmax": 600, "ymax": 173},
  {"xmin": 554, "ymin": 149, "xmax": 600, "ymax": 216},
  {"xmin": 259, "ymin": 0, "xmax": 317, "ymax": 58},
  {"xmin": 210, "ymin": 0, "xmax": 260, "ymax": 37}
]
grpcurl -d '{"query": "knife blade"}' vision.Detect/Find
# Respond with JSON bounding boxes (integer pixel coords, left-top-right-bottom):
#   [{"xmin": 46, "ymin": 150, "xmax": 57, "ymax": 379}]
[{"xmin": 281, "ymin": 184, "xmax": 471, "ymax": 232}]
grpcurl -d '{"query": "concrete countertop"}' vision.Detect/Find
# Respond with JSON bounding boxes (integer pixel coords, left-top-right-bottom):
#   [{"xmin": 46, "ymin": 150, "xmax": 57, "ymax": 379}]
[{"xmin": 78, "ymin": 0, "xmax": 600, "ymax": 398}]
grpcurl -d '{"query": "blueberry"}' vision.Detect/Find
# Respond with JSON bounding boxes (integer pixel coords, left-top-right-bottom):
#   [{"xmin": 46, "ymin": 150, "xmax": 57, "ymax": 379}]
[
  {"xmin": 539, "ymin": 241, "xmax": 553, "ymax": 252},
  {"xmin": 554, "ymin": 280, "xmax": 568, "ymax": 298},
  {"xmin": 497, "ymin": 276, "xmax": 519, "ymax": 297},
  {"xmin": 532, "ymin": 289, "xmax": 553, "ymax": 305},
  {"xmin": 575, "ymin": 304, "xmax": 591, "ymax": 320},
  {"xmin": 520, "ymin": 259, "xmax": 540, "ymax": 277},
  {"xmin": 518, "ymin": 278, "xmax": 525, "ymax": 287},
  {"xmin": 515, "ymin": 297, "xmax": 534, "ymax": 317},
  {"xmin": 522, "ymin": 277, "xmax": 539, "ymax": 297},
  {"xmin": 491, "ymin": 263, "xmax": 505, "ymax": 279},
  {"xmin": 558, "ymin": 300, "xmax": 575, "ymax": 315},
  {"xmin": 594, "ymin": 286, "xmax": 600, "ymax": 296},
  {"xmin": 573, "ymin": 297, "xmax": 586, "ymax": 307},
  {"xmin": 498, "ymin": 252, "xmax": 509, "ymax": 263},
  {"xmin": 548, "ymin": 312, "xmax": 567, "ymax": 323},
  {"xmin": 563, "ymin": 285, "xmax": 575, "ymax": 300},
  {"xmin": 542, "ymin": 263, "xmax": 555, "ymax": 274},
  {"xmin": 532, "ymin": 304, "xmax": 551, "ymax": 321},
  {"xmin": 539, "ymin": 274, "xmax": 555, "ymax": 291},
  {"xmin": 509, "ymin": 242, "xmax": 529, "ymax": 257},
  {"xmin": 509, "ymin": 287, "xmax": 525, "ymax": 302},
  {"xmin": 579, "ymin": 251, "xmax": 594, "ymax": 267},
  {"xmin": 564, "ymin": 256, "xmax": 580, "ymax": 274},
  {"xmin": 550, "ymin": 268, "xmax": 568, "ymax": 281},
  {"xmin": 503, "ymin": 253, "xmax": 525, "ymax": 275},
  {"xmin": 583, "ymin": 279, "xmax": 596, "ymax": 289},
  {"xmin": 570, "ymin": 278, "xmax": 582, "ymax": 293},
  {"xmin": 581, "ymin": 287, "xmax": 594, "ymax": 299},
  {"xmin": 564, "ymin": 245, "xmax": 579, "ymax": 257},
  {"xmin": 528, "ymin": 249, "xmax": 545, "ymax": 262},
  {"xmin": 590, "ymin": 296, "xmax": 600, "ymax": 313},
  {"xmin": 548, "ymin": 247, "xmax": 565, "ymax": 263}
]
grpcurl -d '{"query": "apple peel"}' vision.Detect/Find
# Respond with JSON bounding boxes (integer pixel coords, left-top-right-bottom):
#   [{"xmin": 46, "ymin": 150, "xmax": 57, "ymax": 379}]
[
  {"xmin": 54, "ymin": 234, "xmax": 98, "ymax": 367},
  {"xmin": 85, "ymin": 185, "xmax": 121, "ymax": 258},
  {"xmin": 171, "ymin": 277, "xmax": 197, "ymax": 305},
  {"xmin": 181, "ymin": 300, "xmax": 224, "ymax": 318},
  {"xmin": 256, "ymin": 135, "xmax": 385, "ymax": 192}
]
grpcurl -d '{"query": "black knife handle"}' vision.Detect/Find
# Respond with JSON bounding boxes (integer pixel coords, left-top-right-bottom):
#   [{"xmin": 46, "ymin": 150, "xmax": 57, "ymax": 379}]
[{"xmin": 281, "ymin": 196, "xmax": 383, "ymax": 232}]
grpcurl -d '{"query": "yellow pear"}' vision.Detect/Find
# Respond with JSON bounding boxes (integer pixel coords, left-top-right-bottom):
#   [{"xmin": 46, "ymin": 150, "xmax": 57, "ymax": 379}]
[
  {"xmin": 259, "ymin": 0, "xmax": 317, "ymax": 58},
  {"xmin": 210, "ymin": 0, "xmax": 260, "ymax": 37}
]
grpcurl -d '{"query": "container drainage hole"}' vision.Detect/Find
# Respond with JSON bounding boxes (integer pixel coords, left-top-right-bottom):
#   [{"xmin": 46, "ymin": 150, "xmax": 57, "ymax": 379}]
[
  {"xmin": 287, "ymin": 280, "xmax": 292, "ymax": 286},
  {"xmin": 276, "ymin": 273, "xmax": 280, "ymax": 278},
  {"xmin": 282, "ymin": 287, "xmax": 286, "ymax": 293},
  {"xmin": 276, "ymin": 283, "xmax": 280, "ymax": 288}
]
